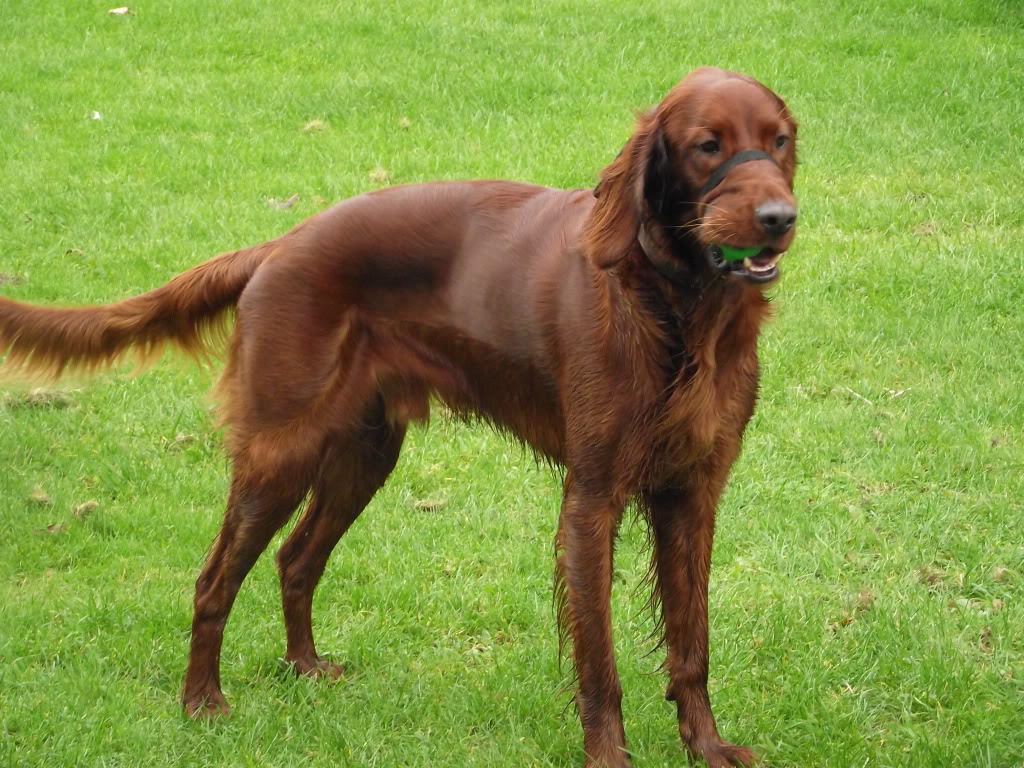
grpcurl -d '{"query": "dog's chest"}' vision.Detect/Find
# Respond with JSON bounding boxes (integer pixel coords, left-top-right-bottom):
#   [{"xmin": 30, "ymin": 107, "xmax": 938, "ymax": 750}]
[{"xmin": 656, "ymin": 305, "xmax": 764, "ymax": 468}]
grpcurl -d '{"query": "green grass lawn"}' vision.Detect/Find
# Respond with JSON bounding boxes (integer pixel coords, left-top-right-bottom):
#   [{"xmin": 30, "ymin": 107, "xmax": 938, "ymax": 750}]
[{"xmin": 2, "ymin": 0, "xmax": 1023, "ymax": 766}]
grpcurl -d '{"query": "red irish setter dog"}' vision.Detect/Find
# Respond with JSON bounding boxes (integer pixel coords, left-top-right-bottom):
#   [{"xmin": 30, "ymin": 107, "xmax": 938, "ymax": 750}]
[{"xmin": 0, "ymin": 67, "xmax": 798, "ymax": 767}]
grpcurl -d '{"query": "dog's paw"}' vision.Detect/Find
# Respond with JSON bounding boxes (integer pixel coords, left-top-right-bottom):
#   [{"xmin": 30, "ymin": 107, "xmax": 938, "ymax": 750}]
[
  {"xmin": 290, "ymin": 655, "xmax": 345, "ymax": 680},
  {"xmin": 583, "ymin": 755, "xmax": 633, "ymax": 768},
  {"xmin": 688, "ymin": 739, "xmax": 756, "ymax": 768},
  {"xmin": 183, "ymin": 690, "xmax": 231, "ymax": 719}
]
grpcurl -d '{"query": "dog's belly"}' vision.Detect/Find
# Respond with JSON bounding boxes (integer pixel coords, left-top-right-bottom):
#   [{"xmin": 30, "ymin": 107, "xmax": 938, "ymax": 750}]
[{"xmin": 384, "ymin": 322, "xmax": 567, "ymax": 463}]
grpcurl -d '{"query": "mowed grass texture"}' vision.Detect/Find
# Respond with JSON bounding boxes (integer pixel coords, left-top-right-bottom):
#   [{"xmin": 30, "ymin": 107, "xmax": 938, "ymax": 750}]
[{"xmin": 1, "ymin": 0, "xmax": 1023, "ymax": 766}]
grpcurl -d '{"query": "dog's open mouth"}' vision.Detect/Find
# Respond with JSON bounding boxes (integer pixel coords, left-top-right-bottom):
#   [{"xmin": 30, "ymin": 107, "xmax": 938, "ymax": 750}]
[{"xmin": 706, "ymin": 246, "xmax": 783, "ymax": 284}]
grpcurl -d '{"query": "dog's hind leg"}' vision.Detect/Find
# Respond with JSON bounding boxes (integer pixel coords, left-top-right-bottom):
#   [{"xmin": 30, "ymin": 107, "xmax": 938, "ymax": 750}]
[
  {"xmin": 181, "ymin": 289, "xmax": 375, "ymax": 716},
  {"xmin": 276, "ymin": 394, "xmax": 407, "ymax": 678},
  {"xmin": 181, "ymin": 445, "xmax": 316, "ymax": 717}
]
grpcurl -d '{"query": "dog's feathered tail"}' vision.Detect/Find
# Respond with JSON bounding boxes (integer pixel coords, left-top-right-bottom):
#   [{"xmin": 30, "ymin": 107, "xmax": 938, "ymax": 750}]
[{"xmin": 0, "ymin": 243, "xmax": 275, "ymax": 380}]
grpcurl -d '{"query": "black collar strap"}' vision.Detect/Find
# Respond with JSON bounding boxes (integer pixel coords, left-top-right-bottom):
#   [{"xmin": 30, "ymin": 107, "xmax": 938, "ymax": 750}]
[
  {"xmin": 637, "ymin": 224, "xmax": 693, "ymax": 285},
  {"xmin": 699, "ymin": 149, "xmax": 776, "ymax": 198}
]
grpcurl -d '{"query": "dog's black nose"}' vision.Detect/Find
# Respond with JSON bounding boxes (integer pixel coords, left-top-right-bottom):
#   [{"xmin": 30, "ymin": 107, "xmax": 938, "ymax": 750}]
[{"xmin": 755, "ymin": 201, "xmax": 798, "ymax": 237}]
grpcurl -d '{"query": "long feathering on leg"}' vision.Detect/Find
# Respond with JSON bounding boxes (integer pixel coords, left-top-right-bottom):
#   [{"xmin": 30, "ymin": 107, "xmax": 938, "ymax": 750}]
[
  {"xmin": 553, "ymin": 524, "xmax": 575, "ymax": 674},
  {"xmin": 627, "ymin": 495, "xmax": 672, "ymax": 667}
]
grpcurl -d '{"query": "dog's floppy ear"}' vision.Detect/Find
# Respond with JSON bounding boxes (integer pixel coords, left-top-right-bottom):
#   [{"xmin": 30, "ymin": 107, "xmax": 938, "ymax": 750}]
[
  {"xmin": 583, "ymin": 110, "xmax": 665, "ymax": 270},
  {"xmin": 643, "ymin": 125, "xmax": 673, "ymax": 220}
]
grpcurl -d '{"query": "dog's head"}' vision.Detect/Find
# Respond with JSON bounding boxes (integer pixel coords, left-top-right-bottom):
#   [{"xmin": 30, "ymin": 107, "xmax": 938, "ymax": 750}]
[{"xmin": 586, "ymin": 68, "xmax": 798, "ymax": 286}]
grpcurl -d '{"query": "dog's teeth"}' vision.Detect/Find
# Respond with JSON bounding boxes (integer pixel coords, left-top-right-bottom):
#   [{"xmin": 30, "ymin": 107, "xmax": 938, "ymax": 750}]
[{"xmin": 743, "ymin": 253, "xmax": 781, "ymax": 273}]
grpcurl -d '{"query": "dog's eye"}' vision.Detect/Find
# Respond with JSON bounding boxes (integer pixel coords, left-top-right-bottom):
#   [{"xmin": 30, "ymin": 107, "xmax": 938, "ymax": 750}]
[
  {"xmin": 698, "ymin": 140, "xmax": 720, "ymax": 154},
  {"xmin": 775, "ymin": 135, "xmax": 789, "ymax": 149}
]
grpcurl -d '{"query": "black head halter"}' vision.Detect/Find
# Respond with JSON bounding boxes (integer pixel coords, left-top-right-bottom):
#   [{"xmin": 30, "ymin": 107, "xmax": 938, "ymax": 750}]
[
  {"xmin": 699, "ymin": 149, "xmax": 777, "ymax": 198},
  {"xmin": 636, "ymin": 149, "xmax": 781, "ymax": 285}
]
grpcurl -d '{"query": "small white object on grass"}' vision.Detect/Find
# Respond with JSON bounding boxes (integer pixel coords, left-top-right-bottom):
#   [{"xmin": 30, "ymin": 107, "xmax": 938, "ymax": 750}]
[{"xmin": 268, "ymin": 194, "xmax": 300, "ymax": 210}]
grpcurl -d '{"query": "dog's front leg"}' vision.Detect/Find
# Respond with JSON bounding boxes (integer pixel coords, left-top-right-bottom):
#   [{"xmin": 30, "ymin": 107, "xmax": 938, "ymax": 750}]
[
  {"xmin": 647, "ymin": 480, "xmax": 755, "ymax": 768},
  {"xmin": 556, "ymin": 477, "xmax": 630, "ymax": 768}
]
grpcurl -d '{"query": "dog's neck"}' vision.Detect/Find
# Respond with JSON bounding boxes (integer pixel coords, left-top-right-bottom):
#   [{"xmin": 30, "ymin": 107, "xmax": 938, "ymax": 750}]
[
  {"xmin": 626, "ymin": 216, "xmax": 767, "ymax": 385},
  {"xmin": 637, "ymin": 224, "xmax": 692, "ymax": 285},
  {"xmin": 635, "ymin": 216, "xmax": 720, "ymax": 296}
]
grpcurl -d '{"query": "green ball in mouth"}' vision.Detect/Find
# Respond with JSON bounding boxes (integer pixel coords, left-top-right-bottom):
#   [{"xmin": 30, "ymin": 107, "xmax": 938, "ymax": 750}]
[{"xmin": 717, "ymin": 244, "xmax": 763, "ymax": 262}]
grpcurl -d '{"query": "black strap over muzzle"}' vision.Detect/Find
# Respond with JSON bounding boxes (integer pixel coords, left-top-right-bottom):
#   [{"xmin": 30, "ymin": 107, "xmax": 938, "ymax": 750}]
[
  {"xmin": 636, "ymin": 148, "xmax": 782, "ymax": 285},
  {"xmin": 699, "ymin": 149, "xmax": 777, "ymax": 198}
]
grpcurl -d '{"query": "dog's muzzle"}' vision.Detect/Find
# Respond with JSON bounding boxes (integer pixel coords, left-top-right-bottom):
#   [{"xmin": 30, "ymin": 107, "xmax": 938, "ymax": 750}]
[{"xmin": 700, "ymin": 149, "xmax": 787, "ymax": 285}]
